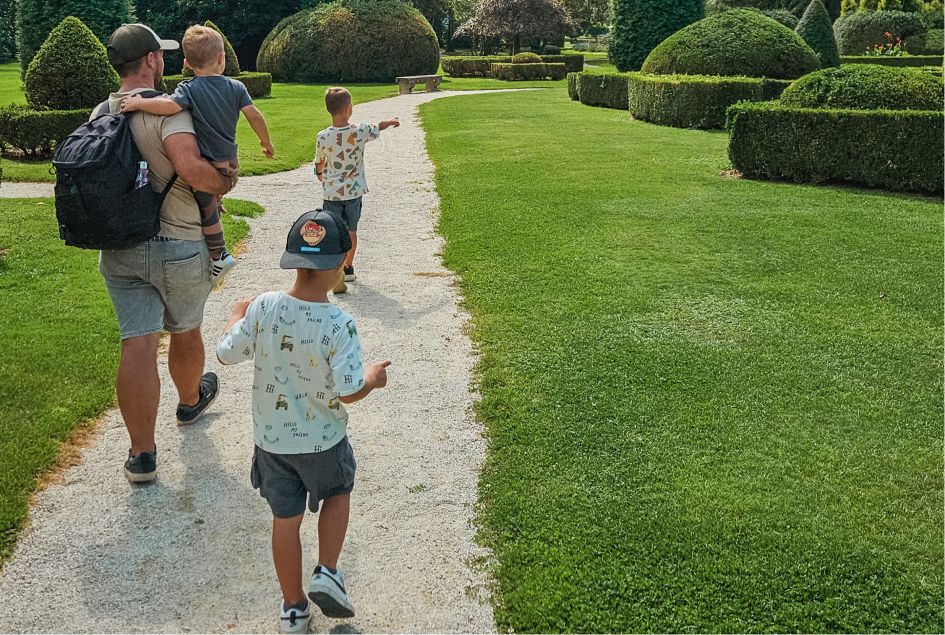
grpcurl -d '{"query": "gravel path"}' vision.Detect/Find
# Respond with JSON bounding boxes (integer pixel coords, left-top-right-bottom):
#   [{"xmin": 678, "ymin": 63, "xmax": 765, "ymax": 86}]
[
  {"xmin": 0, "ymin": 90, "xmax": 499, "ymax": 634},
  {"xmin": 0, "ymin": 181, "xmax": 53, "ymax": 197}
]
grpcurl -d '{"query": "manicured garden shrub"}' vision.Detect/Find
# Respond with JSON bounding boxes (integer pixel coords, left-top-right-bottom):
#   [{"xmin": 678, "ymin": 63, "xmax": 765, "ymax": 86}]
[
  {"xmin": 841, "ymin": 53, "xmax": 943, "ymax": 65},
  {"xmin": 641, "ymin": 10, "xmax": 820, "ymax": 79},
  {"xmin": 24, "ymin": 17, "xmax": 118, "ymax": 111},
  {"xmin": 491, "ymin": 62, "xmax": 567, "ymax": 80},
  {"xmin": 182, "ymin": 20, "xmax": 240, "ymax": 77},
  {"xmin": 540, "ymin": 54, "xmax": 584, "ymax": 73},
  {"xmin": 727, "ymin": 101, "xmax": 943, "ymax": 195},
  {"xmin": 257, "ymin": 0, "xmax": 440, "ymax": 83},
  {"xmin": 0, "ymin": 0, "xmax": 15, "ymax": 63},
  {"xmin": 16, "ymin": 0, "xmax": 132, "ymax": 75},
  {"xmin": 796, "ymin": 0, "xmax": 840, "ymax": 67},
  {"xmin": 567, "ymin": 71, "xmax": 581, "ymax": 99},
  {"xmin": 905, "ymin": 28, "xmax": 944, "ymax": 53},
  {"xmin": 577, "ymin": 72, "xmax": 630, "ymax": 109},
  {"xmin": 512, "ymin": 52, "xmax": 542, "ymax": 63},
  {"xmin": 627, "ymin": 72, "xmax": 791, "ymax": 128},
  {"xmin": 544, "ymin": 45, "xmax": 562, "ymax": 54},
  {"xmin": 832, "ymin": 10, "xmax": 924, "ymax": 54},
  {"xmin": 763, "ymin": 8, "xmax": 800, "ymax": 28},
  {"xmin": 441, "ymin": 54, "xmax": 583, "ymax": 77},
  {"xmin": 0, "ymin": 104, "xmax": 90, "ymax": 155},
  {"xmin": 780, "ymin": 64, "xmax": 944, "ymax": 109},
  {"xmin": 163, "ymin": 71, "xmax": 273, "ymax": 98},
  {"xmin": 609, "ymin": 0, "xmax": 703, "ymax": 71}
]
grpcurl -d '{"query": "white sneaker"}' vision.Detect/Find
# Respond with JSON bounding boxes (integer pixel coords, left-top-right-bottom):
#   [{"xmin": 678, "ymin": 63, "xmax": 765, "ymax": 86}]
[
  {"xmin": 279, "ymin": 599, "xmax": 312, "ymax": 634},
  {"xmin": 210, "ymin": 251, "xmax": 237, "ymax": 288},
  {"xmin": 308, "ymin": 565, "xmax": 355, "ymax": 618}
]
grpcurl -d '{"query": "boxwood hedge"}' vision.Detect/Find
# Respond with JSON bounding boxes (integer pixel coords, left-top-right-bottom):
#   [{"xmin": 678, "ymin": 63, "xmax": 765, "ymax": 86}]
[
  {"xmin": 491, "ymin": 63, "xmax": 567, "ymax": 81},
  {"xmin": 726, "ymin": 101, "xmax": 943, "ymax": 195},
  {"xmin": 567, "ymin": 72, "xmax": 580, "ymax": 100},
  {"xmin": 441, "ymin": 54, "xmax": 583, "ymax": 77},
  {"xmin": 577, "ymin": 72, "xmax": 629, "ymax": 110},
  {"xmin": 779, "ymin": 65, "xmax": 943, "ymax": 111},
  {"xmin": 627, "ymin": 72, "xmax": 790, "ymax": 129},
  {"xmin": 0, "ymin": 105, "xmax": 90, "ymax": 156},
  {"xmin": 163, "ymin": 72, "xmax": 273, "ymax": 99},
  {"xmin": 840, "ymin": 55, "xmax": 944, "ymax": 67},
  {"xmin": 833, "ymin": 10, "xmax": 925, "ymax": 55}
]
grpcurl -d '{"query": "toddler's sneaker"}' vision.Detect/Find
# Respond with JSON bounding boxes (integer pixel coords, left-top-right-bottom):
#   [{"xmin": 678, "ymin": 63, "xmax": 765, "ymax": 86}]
[
  {"xmin": 343, "ymin": 265, "xmax": 356, "ymax": 282},
  {"xmin": 210, "ymin": 250, "xmax": 237, "ymax": 288},
  {"xmin": 308, "ymin": 565, "xmax": 355, "ymax": 618},
  {"xmin": 279, "ymin": 599, "xmax": 312, "ymax": 634}
]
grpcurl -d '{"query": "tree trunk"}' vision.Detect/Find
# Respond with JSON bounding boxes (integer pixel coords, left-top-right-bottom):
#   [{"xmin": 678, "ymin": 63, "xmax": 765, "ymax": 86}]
[{"xmin": 512, "ymin": 33, "xmax": 521, "ymax": 54}]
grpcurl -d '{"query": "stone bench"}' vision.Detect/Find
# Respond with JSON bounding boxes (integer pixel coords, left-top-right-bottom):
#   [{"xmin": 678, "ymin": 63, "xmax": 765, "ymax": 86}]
[{"xmin": 396, "ymin": 74, "xmax": 441, "ymax": 95}]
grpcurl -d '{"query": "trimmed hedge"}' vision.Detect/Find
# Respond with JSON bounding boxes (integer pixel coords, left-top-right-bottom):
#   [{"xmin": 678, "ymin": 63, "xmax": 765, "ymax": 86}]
[
  {"xmin": 726, "ymin": 101, "xmax": 943, "ymax": 195},
  {"xmin": 512, "ymin": 52, "xmax": 542, "ymax": 64},
  {"xmin": 841, "ymin": 54, "xmax": 945, "ymax": 66},
  {"xmin": 0, "ymin": 105, "xmax": 90, "ymax": 156},
  {"xmin": 441, "ymin": 54, "xmax": 583, "ymax": 77},
  {"xmin": 163, "ymin": 72, "xmax": 273, "ymax": 99},
  {"xmin": 627, "ymin": 72, "xmax": 791, "ymax": 129},
  {"xmin": 567, "ymin": 71, "xmax": 580, "ymax": 100},
  {"xmin": 780, "ymin": 64, "xmax": 944, "ymax": 110},
  {"xmin": 541, "ymin": 54, "xmax": 585, "ymax": 73},
  {"xmin": 491, "ymin": 63, "xmax": 567, "ymax": 80},
  {"xmin": 905, "ymin": 29, "xmax": 944, "ymax": 54},
  {"xmin": 642, "ymin": 10, "xmax": 820, "ymax": 80},
  {"xmin": 833, "ymin": 10, "xmax": 925, "ymax": 54},
  {"xmin": 577, "ymin": 72, "xmax": 630, "ymax": 109}
]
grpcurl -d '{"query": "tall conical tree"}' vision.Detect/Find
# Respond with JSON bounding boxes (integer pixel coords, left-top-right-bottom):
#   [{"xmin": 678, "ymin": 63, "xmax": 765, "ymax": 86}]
[
  {"xmin": 609, "ymin": 0, "xmax": 703, "ymax": 72},
  {"xmin": 796, "ymin": 0, "xmax": 840, "ymax": 67},
  {"xmin": 182, "ymin": 20, "xmax": 241, "ymax": 77},
  {"xmin": 24, "ymin": 16, "xmax": 118, "ymax": 110}
]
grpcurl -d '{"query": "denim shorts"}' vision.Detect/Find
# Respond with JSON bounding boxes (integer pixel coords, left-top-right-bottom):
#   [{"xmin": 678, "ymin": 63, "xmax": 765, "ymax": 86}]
[
  {"xmin": 250, "ymin": 438, "xmax": 357, "ymax": 518},
  {"xmin": 98, "ymin": 237, "xmax": 212, "ymax": 340},
  {"xmin": 322, "ymin": 197, "xmax": 362, "ymax": 231}
]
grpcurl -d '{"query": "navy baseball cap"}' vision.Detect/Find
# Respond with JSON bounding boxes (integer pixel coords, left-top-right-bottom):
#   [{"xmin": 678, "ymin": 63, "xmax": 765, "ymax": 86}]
[{"xmin": 280, "ymin": 210, "xmax": 351, "ymax": 270}]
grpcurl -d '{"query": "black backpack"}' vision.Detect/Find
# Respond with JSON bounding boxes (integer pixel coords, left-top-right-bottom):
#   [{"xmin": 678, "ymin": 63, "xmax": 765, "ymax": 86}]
[{"xmin": 52, "ymin": 90, "xmax": 178, "ymax": 250}]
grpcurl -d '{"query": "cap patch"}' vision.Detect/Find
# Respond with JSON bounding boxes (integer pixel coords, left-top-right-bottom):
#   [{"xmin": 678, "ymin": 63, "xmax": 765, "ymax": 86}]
[{"xmin": 300, "ymin": 221, "xmax": 326, "ymax": 246}]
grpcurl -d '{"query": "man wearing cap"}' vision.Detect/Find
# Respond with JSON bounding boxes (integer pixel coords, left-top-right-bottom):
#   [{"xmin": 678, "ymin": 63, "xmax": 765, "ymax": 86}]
[{"xmin": 99, "ymin": 24, "xmax": 236, "ymax": 483}]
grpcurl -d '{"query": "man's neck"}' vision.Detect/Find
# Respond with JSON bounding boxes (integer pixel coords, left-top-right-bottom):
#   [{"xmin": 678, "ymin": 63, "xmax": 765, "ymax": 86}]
[{"xmin": 119, "ymin": 75, "xmax": 157, "ymax": 93}]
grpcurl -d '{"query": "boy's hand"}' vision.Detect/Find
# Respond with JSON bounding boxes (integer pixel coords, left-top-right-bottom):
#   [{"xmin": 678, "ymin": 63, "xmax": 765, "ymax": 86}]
[
  {"xmin": 232, "ymin": 295, "xmax": 256, "ymax": 317},
  {"xmin": 365, "ymin": 360, "xmax": 391, "ymax": 389},
  {"xmin": 388, "ymin": 117, "xmax": 400, "ymax": 128},
  {"xmin": 261, "ymin": 140, "xmax": 275, "ymax": 158},
  {"xmin": 120, "ymin": 95, "xmax": 143, "ymax": 112}
]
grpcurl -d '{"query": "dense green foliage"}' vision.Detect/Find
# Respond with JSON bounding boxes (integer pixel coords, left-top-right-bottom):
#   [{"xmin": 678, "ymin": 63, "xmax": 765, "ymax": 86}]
[
  {"xmin": 0, "ymin": 0, "xmax": 15, "ymax": 62},
  {"xmin": 540, "ymin": 54, "xmax": 585, "ymax": 72},
  {"xmin": 0, "ymin": 104, "xmax": 87, "ymax": 154},
  {"xmin": 182, "ymin": 20, "xmax": 241, "ymax": 77},
  {"xmin": 728, "ymin": 101, "xmax": 943, "ymax": 194},
  {"xmin": 780, "ymin": 64, "xmax": 944, "ymax": 110},
  {"xmin": 164, "ymin": 72, "xmax": 273, "ymax": 99},
  {"xmin": 15, "ymin": 0, "xmax": 132, "ymax": 75},
  {"xmin": 642, "ymin": 10, "xmax": 820, "ymax": 79},
  {"xmin": 706, "ymin": 0, "xmax": 842, "ymax": 21},
  {"xmin": 906, "ymin": 28, "xmax": 945, "ymax": 53},
  {"xmin": 492, "ymin": 61, "xmax": 566, "ymax": 79},
  {"xmin": 422, "ymin": 88, "xmax": 943, "ymax": 631},
  {"xmin": 795, "ymin": 0, "xmax": 840, "ymax": 66},
  {"xmin": 257, "ymin": 0, "xmax": 440, "ymax": 82},
  {"xmin": 842, "ymin": 53, "xmax": 943, "ymax": 65},
  {"xmin": 453, "ymin": 0, "xmax": 574, "ymax": 54},
  {"xmin": 512, "ymin": 51, "xmax": 543, "ymax": 63},
  {"xmin": 833, "ymin": 10, "xmax": 925, "ymax": 54},
  {"xmin": 577, "ymin": 71, "xmax": 629, "ymax": 108},
  {"xmin": 609, "ymin": 0, "xmax": 703, "ymax": 71},
  {"xmin": 627, "ymin": 72, "xmax": 790, "ymax": 128},
  {"xmin": 762, "ymin": 8, "xmax": 800, "ymax": 27},
  {"xmin": 24, "ymin": 17, "xmax": 118, "ymax": 111},
  {"xmin": 442, "ymin": 53, "xmax": 583, "ymax": 76},
  {"xmin": 567, "ymin": 70, "xmax": 580, "ymax": 99}
]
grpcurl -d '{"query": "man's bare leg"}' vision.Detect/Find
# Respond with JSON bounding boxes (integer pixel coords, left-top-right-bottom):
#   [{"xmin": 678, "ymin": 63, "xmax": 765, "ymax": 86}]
[
  {"xmin": 169, "ymin": 327, "xmax": 204, "ymax": 406},
  {"xmin": 117, "ymin": 333, "xmax": 161, "ymax": 455}
]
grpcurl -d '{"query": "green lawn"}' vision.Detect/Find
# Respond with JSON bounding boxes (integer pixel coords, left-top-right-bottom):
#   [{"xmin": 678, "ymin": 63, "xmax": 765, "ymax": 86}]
[
  {"xmin": 0, "ymin": 197, "xmax": 263, "ymax": 561},
  {"xmin": 421, "ymin": 90, "xmax": 944, "ymax": 632}
]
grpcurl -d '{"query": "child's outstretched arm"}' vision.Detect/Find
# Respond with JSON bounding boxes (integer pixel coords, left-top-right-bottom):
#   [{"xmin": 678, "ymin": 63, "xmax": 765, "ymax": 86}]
[
  {"xmin": 377, "ymin": 117, "xmax": 400, "ymax": 131},
  {"xmin": 120, "ymin": 94, "xmax": 183, "ymax": 116},
  {"xmin": 241, "ymin": 105, "xmax": 275, "ymax": 158},
  {"xmin": 217, "ymin": 295, "xmax": 258, "ymax": 365},
  {"xmin": 338, "ymin": 360, "xmax": 391, "ymax": 404}
]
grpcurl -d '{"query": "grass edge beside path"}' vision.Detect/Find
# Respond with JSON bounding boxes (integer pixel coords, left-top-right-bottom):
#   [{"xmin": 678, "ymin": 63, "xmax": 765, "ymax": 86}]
[{"xmin": 0, "ymin": 197, "xmax": 264, "ymax": 564}]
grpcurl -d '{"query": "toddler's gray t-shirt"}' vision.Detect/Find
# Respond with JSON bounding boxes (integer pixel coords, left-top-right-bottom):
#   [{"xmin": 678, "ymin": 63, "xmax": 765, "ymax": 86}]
[{"xmin": 171, "ymin": 75, "xmax": 253, "ymax": 162}]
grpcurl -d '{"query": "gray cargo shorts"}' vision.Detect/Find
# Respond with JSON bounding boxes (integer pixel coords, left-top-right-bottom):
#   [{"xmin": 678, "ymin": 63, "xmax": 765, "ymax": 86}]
[
  {"xmin": 322, "ymin": 197, "xmax": 362, "ymax": 231},
  {"xmin": 99, "ymin": 236, "xmax": 212, "ymax": 340},
  {"xmin": 251, "ymin": 438, "xmax": 357, "ymax": 518}
]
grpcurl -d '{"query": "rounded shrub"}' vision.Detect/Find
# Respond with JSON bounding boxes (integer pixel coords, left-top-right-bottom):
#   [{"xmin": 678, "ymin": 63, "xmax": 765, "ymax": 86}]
[
  {"xmin": 833, "ymin": 10, "xmax": 924, "ymax": 54},
  {"xmin": 257, "ymin": 0, "xmax": 439, "ymax": 83},
  {"xmin": 641, "ymin": 9, "xmax": 820, "ymax": 79},
  {"xmin": 512, "ymin": 52, "xmax": 542, "ymax": 63},
  {"xmin": 762, "ymin": 9, "xmax": 800, "ymax": 28},
  {"xmin": 183, "ymin": 20, "xmax": 241, "ymax": 77},
  {"xmin": 779, "ymin": 64, "xmax": 944, "ymax": 110},
  {"xmin": 609, "ymin": 0, "xmax": 703, "ymax": 72},
  {"xmin": 24, "ymin": 16, "xmax": 119, "ymax": 111},
  {"xmin": 795, "ymin": 0, "xmax": 840, "ymax": 67}
]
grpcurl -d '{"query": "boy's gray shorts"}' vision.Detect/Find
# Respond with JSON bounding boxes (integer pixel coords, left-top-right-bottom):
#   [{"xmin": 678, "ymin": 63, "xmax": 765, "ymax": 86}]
[
  {"xmin": 251, "ymin": 438, "xmax": 357, "ymax": 518},
  {"xmin": 98, "ymin": 237, "xmax": 211, "ymax": 340},
  {"xmin": 322, "ymin": 197, "xmax": 362, "ymax": 231}
]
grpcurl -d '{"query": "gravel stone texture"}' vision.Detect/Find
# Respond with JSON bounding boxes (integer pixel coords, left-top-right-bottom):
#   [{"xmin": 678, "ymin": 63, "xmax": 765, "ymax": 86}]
[{"xmin": 0, "ymin": 91, "xmax": 500, "ymax": 634}]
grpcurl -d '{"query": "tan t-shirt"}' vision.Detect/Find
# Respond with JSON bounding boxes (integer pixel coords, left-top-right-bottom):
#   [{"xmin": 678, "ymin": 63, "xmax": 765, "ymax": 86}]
[{"xmin": 100, "ymin": 88, "xmax": 203, "ymax": 241}]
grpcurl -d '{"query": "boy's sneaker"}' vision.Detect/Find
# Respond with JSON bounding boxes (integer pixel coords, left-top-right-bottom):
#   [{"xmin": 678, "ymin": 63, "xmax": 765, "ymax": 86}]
[
  {"xmin": 176, "ymin": 372, "xmax": 219, "ymax": 425},
  {"xmin": 308, "ymin": 565, "xmax": 355, "ymax": 618},
  {"xmin": 279, "ymin": 599, "xmax": 312, "ymax": 634},
  {"xmin": 343, "ymin": 265, "xmax": 356, "ymax": 282},
  {"xmin": 210, "ymin": 250, "xmax": 237, "ymax": 288},
  {"xmin": 123, "ymin": 448, "xmax": 157, "ymax": 483}
]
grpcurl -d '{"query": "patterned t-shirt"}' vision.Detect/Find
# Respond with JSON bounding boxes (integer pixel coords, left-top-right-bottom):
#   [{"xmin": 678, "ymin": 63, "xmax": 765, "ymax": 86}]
[
  {"xmin": 315, "ymin": 123, "xmax": 380, "ymax": 201},
  {"xmin": 217, "ymin": 291, "xmax": 365, "ymax": 454}
]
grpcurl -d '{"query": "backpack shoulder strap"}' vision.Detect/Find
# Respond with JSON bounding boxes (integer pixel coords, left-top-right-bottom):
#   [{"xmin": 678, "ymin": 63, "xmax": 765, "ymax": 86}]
[{"xmin": 91, "ymin": 100, "xmax": 111, "ymax": 119}]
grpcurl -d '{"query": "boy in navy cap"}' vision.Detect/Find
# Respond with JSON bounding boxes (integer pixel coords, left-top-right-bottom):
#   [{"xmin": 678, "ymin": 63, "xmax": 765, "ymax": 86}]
[{"xmin": 218, "ymin": 210, "xmax": 391, "ymax": 632}]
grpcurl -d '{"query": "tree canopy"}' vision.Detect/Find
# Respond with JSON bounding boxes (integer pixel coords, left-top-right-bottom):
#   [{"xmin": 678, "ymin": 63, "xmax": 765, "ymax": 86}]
[{"xmin": 455, "ymin": 0, "xmax": 575, "ymax": 53}]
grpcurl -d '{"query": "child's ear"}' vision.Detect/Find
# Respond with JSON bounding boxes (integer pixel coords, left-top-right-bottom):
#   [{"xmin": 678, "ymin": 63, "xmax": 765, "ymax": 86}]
[{"xmin": 183, "ymin": 58, "xmax": 192, "ymax": 70}]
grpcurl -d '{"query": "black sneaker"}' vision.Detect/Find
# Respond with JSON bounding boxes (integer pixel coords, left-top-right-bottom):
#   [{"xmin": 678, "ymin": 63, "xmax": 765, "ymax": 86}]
[
  {"xmin": 124, "ymin": 448, "xmax": 157, "ymax": 483},
  {"xmin": 176, "ymin": 372, "xmax": 219, "ymax": 425},
  {"xmin": 343, "ymin": 265, "xmax": 356, "ymax": 282}
]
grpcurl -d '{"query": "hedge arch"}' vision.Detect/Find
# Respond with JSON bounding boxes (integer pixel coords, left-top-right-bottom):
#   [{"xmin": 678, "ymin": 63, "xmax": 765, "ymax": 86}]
[
  {"xmin": 779, "ymin": 65, "xmax": 944, "ymax": 110},
  {"xmin": 257, "ymin": 0, "xmax": 439, "ymax": 83}
]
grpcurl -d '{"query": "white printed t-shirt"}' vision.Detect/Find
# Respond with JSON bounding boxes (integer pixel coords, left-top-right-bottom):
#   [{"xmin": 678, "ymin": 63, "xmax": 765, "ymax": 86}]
[
  {"xmin": 315, "ymin": 123, "xmax": 380, "ymax": 201},
  {"xmin": 217, "ymin": 291, "xmax": 365, "ymax": 454}
]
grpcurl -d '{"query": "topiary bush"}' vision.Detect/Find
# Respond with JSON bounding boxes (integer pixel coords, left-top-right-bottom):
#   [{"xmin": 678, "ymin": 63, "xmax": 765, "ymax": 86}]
[
  {"xmin": 512, "ymin": 52, "xmax": 542, "ymax": 63},
  {"xmin": 762, "ymin": 9, "xmax": 800, "ymax": 28},
  {"xmin": 841, "ymin": 53, "xmax": 943, "ymax": 65},
  {"xmin": 832, "ymin": 10, "xmax": 924, "ymax": 54},
  {"xmin": 609, "ymin": 0, "xmax": 703, "ymax": 72},
  {"xmin": 641, "ymin": 10, "xmax": 820, "ymax": 79},
  {"xmin": 905, "ymin": 28, "xmax": 944, "ymax": 53},
  {"xmin": 567, "ymin": 71, "xmax": 581, "ymax": 99},
  {"xmin": 779, "ymin": 64, "xmax": 944, "ymax": 110},
  {"xmin": 182, "ymin": 20, "xmax": 241, "ymax": 77},
  {"xmin": 795, "ymin": 0, "xmax": 840, "ymax": 67},
  {"xmin": 24, "ymin": 16, "xmax": 118, "ymax": 111},
  {"xmin": 577, "ymin": 72, "xmax": 630, "ymax": 109},
  {"xmin": 441, "ymin": 56, "xmax": 512, "ymax": 77},
  {"xmin": 164, "ymin": 71, "xmax": 273, "ymax": 98},
  {"xmin": 540, "ymin": 54, "xmax": 584, "ymax": 73},
  {"xmin": 257, "ymin": 0, "xmax": 439, "ymax": 83},
  {"xmin": 491, "ymin": 62, "xmax": 566, "ymax": 80},
  {"xmin": 0, "ymin": 104, "xmax": 90, "ymax": 155}
]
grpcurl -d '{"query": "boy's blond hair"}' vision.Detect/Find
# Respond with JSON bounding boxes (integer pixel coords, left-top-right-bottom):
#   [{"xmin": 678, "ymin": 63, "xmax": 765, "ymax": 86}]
[
  {"xmin": 182, "ymin": 25, "xmax": 224, "ymax": 71},
  {"xmin": 325, "ymin": 87, "xmax": 352, "ymax": 115}
]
